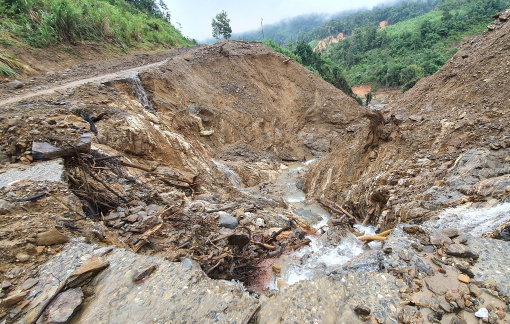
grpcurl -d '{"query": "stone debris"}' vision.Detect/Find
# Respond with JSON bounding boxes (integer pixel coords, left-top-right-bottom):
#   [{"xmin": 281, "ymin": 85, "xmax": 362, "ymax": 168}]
[
  {"xmin": 36, "ymin": 230, "xmax": 70, "ymax": 246},
  {"xmin": 45, "ymin": 287, "xmax": 83, "ymax": 324}
]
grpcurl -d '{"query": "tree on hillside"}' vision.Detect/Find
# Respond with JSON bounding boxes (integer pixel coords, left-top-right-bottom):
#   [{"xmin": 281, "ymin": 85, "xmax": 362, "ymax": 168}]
[{"xmin": 212, "ymin": 10, "xmax": 232, "ymax": 40}]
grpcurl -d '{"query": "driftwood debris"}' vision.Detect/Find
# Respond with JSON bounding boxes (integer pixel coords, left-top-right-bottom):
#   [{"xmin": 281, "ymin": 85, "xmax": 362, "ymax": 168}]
[{"xmin": 318, "ymin": 199, "xmax": 358, "ymax": 224}]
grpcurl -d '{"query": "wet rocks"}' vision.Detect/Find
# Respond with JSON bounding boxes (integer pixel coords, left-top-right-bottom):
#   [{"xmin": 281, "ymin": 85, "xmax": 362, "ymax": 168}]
[
  {"xmin": 46, "ymin": 287, "xmax": 83, "ymax": 324},
  {"xmin": 469, "ymin": 283, "xmax": 482, "ymax": 297},
  {"xmin": 36, "ymin": 230, "xmax": 70, "ymax": 246},
  {"xmin": 445, "ymin": 244, "xmax": 479, "ymax": 259}
]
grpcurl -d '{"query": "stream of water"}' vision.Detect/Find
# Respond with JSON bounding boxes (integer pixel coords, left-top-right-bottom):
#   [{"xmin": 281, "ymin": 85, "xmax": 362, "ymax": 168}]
[{"xmin": 269, "ymin": 161, "xmax": 379, "ymax": 289}]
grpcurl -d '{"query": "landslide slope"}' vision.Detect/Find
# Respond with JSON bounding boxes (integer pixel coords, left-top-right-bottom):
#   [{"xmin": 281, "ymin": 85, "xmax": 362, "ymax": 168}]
[
  {"xmin": 306, "ymin": 9, "xmax": 510, "ymax": 232},
  {"xmin": 137, "ymin": 40, "xmax": 361, "ymax": 161}
]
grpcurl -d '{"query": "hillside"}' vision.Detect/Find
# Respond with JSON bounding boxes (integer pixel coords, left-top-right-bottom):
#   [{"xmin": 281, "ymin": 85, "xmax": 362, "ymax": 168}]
[
  {"xmin": 322, "ymin": 0, "xmax": 510, "ymax": 89},
  {"xmin": 0, "ymin": 0, "xmax": 195, "ymax": 78},
  {"xmin": 306, "ymin": 8, "xmax": 510, "ymax": 235}
]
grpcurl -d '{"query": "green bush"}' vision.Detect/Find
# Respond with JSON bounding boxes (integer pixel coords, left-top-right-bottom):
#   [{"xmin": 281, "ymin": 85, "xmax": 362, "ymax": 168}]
[{"xmin": 0, "ymin": 0, "xmax": 195, "ymax": 49}]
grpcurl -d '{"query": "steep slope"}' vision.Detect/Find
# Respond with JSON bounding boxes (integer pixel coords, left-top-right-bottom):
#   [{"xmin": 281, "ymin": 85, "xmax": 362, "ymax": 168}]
[
  {"xmin": 306, "ymin": 9, "xmax": 510, "ymax": 234},
  {"xmin": 137, "ymin": 40, "xmax": 361, "ymax": 162}
]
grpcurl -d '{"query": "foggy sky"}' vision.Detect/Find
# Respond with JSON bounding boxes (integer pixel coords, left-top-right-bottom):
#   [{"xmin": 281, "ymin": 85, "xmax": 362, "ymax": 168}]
[{"xmin": 167, "ymin": 0, "xmax": 394, "ymax": 41}]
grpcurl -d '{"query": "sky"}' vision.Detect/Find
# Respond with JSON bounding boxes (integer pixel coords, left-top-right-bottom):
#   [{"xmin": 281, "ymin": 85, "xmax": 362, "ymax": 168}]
[{"xmin": 167, "ymin": 0, "xmax": 393, "ymax": 42}]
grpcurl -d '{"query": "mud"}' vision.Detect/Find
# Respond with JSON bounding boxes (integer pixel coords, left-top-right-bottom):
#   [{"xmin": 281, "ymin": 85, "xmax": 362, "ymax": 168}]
[{"xmin": 0, "ymin": 8, "xmax": 509, "ymax": 324}]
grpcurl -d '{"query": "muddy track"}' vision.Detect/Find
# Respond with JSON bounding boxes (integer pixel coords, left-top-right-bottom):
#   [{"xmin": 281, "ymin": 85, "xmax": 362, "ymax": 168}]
[{"xmin": 0, "ymin": 45, "xmax": 200, "ymax": 108}]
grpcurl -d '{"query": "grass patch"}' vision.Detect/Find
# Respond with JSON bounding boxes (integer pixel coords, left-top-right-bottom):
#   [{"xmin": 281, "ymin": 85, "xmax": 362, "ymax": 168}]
[{"xmin": 0, "ymin": 0, "xmax": 195, "ymax": 50}]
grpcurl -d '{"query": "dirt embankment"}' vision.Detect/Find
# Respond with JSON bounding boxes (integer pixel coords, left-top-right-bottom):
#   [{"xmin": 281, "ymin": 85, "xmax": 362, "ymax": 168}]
[{"xmin": 306, "ymin": 9, "xmax": 510, "ymax": 233}]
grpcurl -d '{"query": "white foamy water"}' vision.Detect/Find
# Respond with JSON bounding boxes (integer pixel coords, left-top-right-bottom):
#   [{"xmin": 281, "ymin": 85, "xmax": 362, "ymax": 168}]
[
  {"xmin": 425, "ymin": 203, "xmax": 510, "ymax": 237},
  {"xmin": 212, "ymin": 160, "xmax": 242, "ymax": 188},
  {"xmin": 128, "ymin": 76, "xmax": 155, "ymax": 112},
  {"xmin": 269, "ymin": 160, "xmax": 379, "ymax": 289}
]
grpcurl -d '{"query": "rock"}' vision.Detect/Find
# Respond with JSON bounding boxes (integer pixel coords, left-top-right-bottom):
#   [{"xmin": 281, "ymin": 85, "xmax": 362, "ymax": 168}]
[
  {"xmin": 456, "ymin": 234, "xmax": 469, "ymax": 244},
  {"xmin": 403, "ymin": 225, "xmax": 420, "ymax": 234},
  {"xmin": 354, "ymin": 305, "xmax": 371, "ymax": 316},
  {"xmin": 36, "ymin": 230, "xmax": 70, "ymax": 246},
  {"xmin": 469, "ymin": 284, "xmax": 482, "ymax": 297},
  {"xmin": 383, "ymin": 247, "xmax": 392, "ymax": 254},
  {"xmin": 21, "ymin": 278, "xmax": 38, "ymax": 290},
  {"xmin": 415, "ymin": 258, "xmax": 433, "ymax": 276},
  {"xmin": 0, "ymin": 199, "xmax": 14, "ymax": 215},
  {"xmin": 15, "ymin": 253, "xmax": 30, "ymax": 262},
  {"xmin": 475, "ymin": 308, "xmax": 489, "ymax": 318},
  {"xmin": 423, "ymin": 246, "xmax": 434, "ymax": 253},
  {"xmin": 8, "ymin": 266, "xmax": 21, "ymax": 277},
  {"xmin": 425, "ymin": 278, "xmax": 448, "ymax": 295},
  {"xmin": 445, "ymin": 290, "xmax": 465, "ymax": 310},
  {"xmin": 457, "ymin": 274, "xmax": 470, "ymax": 284},
  {"xmin": 7, "ymin": 80, "xmax": 23, "ymax": 90},
  {"xmin": 455, "ymin": 263, "xmax": 475, "ymax": 278},
  {"xmin": 272, "ymin": 264, "xmax": 281, "ymax": 277},
  {"xmin": 398, "ymin": 250, "xmax": 412, "ymax": 262},
  {"xmin": 397, "ymin": 306, "xmax": 423, "ymax": 324},
  {"xmin": 1, "ymin": 280, "xmax": 12, "ymax": 290},
  {"xmin": 125, "ymin": 213, "xmax": 139, "ymax": 223},
  {"xmin": 231, "ymin": 208, "xmax": 245, "ymax": 218},
  {"xmin": 430, "ymin": 232, "xmax": 452, "ymax": 246},
  {"xmin": 289, "ymin": 228, "xmax": 305, "ymax": 240},
  {"xmin": 228, "ymin": 233, "xmax": 250, "ymax": 247},
  {"xmin": 442, "ymin": 228, "xmax": 459, "ymax": 238},
  {"xmin": 255, "ymin": 218, "xmax": 265, "ymax": 227},
  {"xmin": 32, "ymin": 133, "xmax": 91, "ymax": 160},
  {"xmin": 218, "ymin": 214, "xmax": 238, "ymax": 229},
  {"xmin": 2, "ymin": 291, "xmax": 26, "ymax": 308},
  {"xmin": 446, "ymin": 244, "xmax": 479, "ymax": 259},
  {"xmin": 411, "ymin": 242, "xmax": 423, "ymax": 252},
  {"xmin": 409, "ymin": 115, "xmax": 424, "ymax": 122},
  {"xmin": 46, "ymin": 287, "xmax": 83, "ymax": 324},
  {"xmin": 66, "ymin": 256, "xmax": 109, "ymax": 288},
  {"xmin": 105, "ymin": 212, "xmax": 123, "ymax": 221},
  {"xmin": 132, "ymin": 264, "xmax": 157, "ymax": 282},
  {"xmin": 488, "ymin": 312, "xmax": 498, "ymax": 324}
]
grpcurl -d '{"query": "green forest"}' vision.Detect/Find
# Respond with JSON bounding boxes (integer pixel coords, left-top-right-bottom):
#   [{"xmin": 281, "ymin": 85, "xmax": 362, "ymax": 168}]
[
  {"xmin": 324, "ymin": 0, "xmax": 509, "ymax": 89},
  {"xmin": 262, "ymin": 39, "xmax": 362, "ymax": 105},
  {"xmin": 0, "ymin": 0, "xmax": 194, "ymax": 50}
]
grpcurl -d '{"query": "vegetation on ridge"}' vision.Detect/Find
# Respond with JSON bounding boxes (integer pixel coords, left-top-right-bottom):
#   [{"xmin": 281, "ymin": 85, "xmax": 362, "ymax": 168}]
[{"xmin": 0, "ymin": 0, "xmax": 195, "ymax": 50}]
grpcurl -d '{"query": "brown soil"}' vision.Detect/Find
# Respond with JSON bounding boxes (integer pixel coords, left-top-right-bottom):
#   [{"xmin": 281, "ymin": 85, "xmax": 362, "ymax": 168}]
[{"xmin": 306, "ymin": 9, "xmax": 510, "ymax": 232}]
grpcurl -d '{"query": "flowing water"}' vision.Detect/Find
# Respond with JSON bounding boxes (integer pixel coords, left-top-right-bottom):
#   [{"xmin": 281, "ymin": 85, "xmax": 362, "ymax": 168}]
[
  {"xmin": 424, "ymin": 202, "xmax": 510, "ymax": 237},
  {"xmin": 268, "ymin": 160, "xmax": 379, "ymax": 289},
  {"xmin": 127, "ymin": 76, "xmax": 157, "ymax": 114}
]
